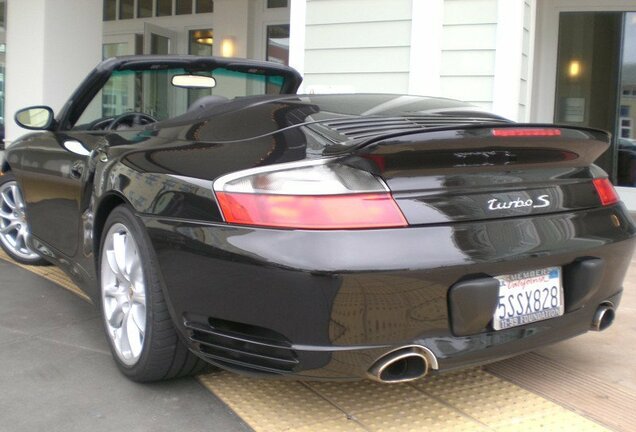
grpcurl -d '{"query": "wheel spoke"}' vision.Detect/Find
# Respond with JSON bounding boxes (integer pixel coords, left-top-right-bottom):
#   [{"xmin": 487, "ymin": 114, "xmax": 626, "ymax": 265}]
[
  {"xmin": 1, "ymin": 190, "xmax": 16, "ymax": 210},
  {"xmin": 14, "ymin": 230, "xmax": 27, "ymax": 252},
  {"xmin": 113, "ymin": 232, "xmax": 129, "ymax": 281},
  {"xmin": 124, "ymin": 234, "xmax": 137, "ymax": 277},
  {"xmin": 0, "ymin": 222, "xmax": 18, "ymax": 234},
  {"xmin": 129, "ymin": 259, "xmax": 144, "ymax": 289},
  {"xmin": 124, "ymin": 311, "xmax": 143, "ymax": 358},
  {"xmin": 106, "ymin": 250, "xmax": 123, "ymax": 279},
  {"xmin": 104, "ymin": 295, "xmax": 126, "ymax": 328},
  {"xmin": 114, "ymin": 326, "xmax": 132, "ymax": 360},
  {"xmin": 102, "ymin": 280, "xmax": 122, "ymax": 297},
  {"xmin": 0, "ymin": 208, "xmax": 14, "ymax": 219},
  {"xmin": 131, "ymin": 303, "xmax": 146, "ymax": 334},
  {"xmin": 11, "ymin": 185, "xmax": 25, "ymax": 209}
]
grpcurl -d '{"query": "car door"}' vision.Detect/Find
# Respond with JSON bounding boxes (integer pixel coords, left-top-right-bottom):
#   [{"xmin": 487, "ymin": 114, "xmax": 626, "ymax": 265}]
[{"xmin": 15, "ymin": 130, "xmax": 105, "ymax": 258}]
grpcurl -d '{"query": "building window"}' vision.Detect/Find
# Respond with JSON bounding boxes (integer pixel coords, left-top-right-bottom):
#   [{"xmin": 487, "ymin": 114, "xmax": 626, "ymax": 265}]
[
  {"xmin": 104, "ymin": 0, "xmax": 213, "ymax": 21},
  {"xmin": 119, "ymin": 0, "xmax": 134, "ymax": 19},
  {"xmin": 156, "ymin": 0, "xmax": 172, "ymax": 16},
  {"xmin": 196, "ymin": 0, "xmax": 213, "ymax": 13},
  {"xmin": 103, "ymin": 0, "xmax": 116, "ymax": 21},
  {"xmin": 620, "ymin": 118, "xmax": 632, "ymax": 138},
  {"xmin": 189, "ymin": 29, "xmax": 213, "ymax": 56},
  {"xmin": 138, "ymin": 0, "xmax": 152, "ymax": 18},
  {"xmin": 176, "ymin": 0, "xmax": 192, "ymax": 15},
  {"xmin": 266, "ymin": 24, "xmax": 290, "ymax": 65},
  {"xmin": 266, "ymin": 24, "xmax": 289, "ymax": 93},
  {"xmin": 267, "ymin": 0, "xmax": 288, "ymax": 8},
  {"xmin": 621, "ymin": 105, "xmax": 630, "ymax": 117}
]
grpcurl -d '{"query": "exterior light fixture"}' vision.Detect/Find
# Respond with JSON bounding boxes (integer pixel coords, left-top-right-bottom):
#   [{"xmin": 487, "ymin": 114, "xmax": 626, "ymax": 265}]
[
  {"xmin": 192, "ymin": 30, "xmax": 214, "ymax": 46},
  {"xmin": 568, "ymin": 59, "xmax": 581, "ymax": 78},
  {"xmin": 221, "ymin": 37, "xmax": 236, "ymax": 57}
]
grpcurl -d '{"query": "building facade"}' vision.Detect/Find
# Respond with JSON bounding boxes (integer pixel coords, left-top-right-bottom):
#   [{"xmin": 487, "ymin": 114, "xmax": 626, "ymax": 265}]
[{"xmin": 2, "ymin": 0, "xmax": 636, "ymax": 201}]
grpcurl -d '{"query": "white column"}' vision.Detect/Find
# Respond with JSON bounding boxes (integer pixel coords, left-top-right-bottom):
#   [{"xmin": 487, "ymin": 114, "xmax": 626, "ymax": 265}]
[
  {"xmin": 5, "ymin": 0, "xmax": 102, "ymax": 143},
  {"xmin": 289, "ymin": 0, "xmax": 307, "ymax": 85},
  {"xmin": 408, "ymin": 0, "xmax": 443, "ymax": 96},
  {"xmin": 492, "ymin": 0, "xmax": 525, "ymax": 121}
]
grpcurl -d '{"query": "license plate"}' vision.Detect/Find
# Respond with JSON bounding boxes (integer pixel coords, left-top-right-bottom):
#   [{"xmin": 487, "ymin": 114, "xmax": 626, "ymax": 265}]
[{"xmin": 493, "ymin": 267, "xmax": 564, "ymax": 331}]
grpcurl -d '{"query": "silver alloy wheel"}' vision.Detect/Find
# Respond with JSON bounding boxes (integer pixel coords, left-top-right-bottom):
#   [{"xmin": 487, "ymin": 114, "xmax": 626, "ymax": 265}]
[
  {"xmin": 100, "ymin": 223, "xmax": 147, "ymax": 366},
  {"xmin": 0, "ymin": 180, "xmax": 40, "ymax": 260}
]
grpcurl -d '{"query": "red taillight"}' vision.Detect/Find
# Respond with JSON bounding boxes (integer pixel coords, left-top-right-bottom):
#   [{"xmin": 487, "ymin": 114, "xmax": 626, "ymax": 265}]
[
  {"xmin": 492, "ymin": 128, "xmax": 562, "ymax": 137},
  {"xmin": 593, "ymin": 178, "xmax": 619, "ymax": 206},
  {"xmin": 216, "ymin": 192, "xmax": 407, "ymax": 229}
]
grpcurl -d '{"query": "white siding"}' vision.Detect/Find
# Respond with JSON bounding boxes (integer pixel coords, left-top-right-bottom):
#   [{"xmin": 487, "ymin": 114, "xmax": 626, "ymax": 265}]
[
  {"xmin": 440, "ymin": 0, "xmax": 498, "ymax": 106},
  {"xmin": 442, "ymin": 24, "xmax": 497, "ymax": 50},
  {"xmin": 443, "ymin": 0, "xmax": 498, "ymax": 24},
  {"xmin": 305, "ymin": 47, "xmax": 410, "ymax": 73},
  {"xmin": 302, "ymin": 0, "xmax": 412, "ymax": 93},
  {"xmin": 305, "ymin": 0, "xmax": 412, "ymax": 24},
  {"xmin": 441, "ymin": 76, "xmax": 494, "ymax": 101},
  {"xmin": 305, "ymin": 21, "xmax": 411, "ymax": 49},
  {"xmin": 440, "ymin": 51, "xmax": 496, "ymax": 76},
  {"xmin": 304, "ymin": 72, "xmax": 410, "ymax": 93}
]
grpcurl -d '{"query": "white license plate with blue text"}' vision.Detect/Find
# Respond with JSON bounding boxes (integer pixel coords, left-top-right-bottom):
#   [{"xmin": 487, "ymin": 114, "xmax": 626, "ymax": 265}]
[{"xmin": 493, "ymin": 267, "xmax": 564, "ymax": 331}]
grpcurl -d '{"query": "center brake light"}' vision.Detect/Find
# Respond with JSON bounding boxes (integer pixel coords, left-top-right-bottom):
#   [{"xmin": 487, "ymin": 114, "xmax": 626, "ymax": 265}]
[
  {"xmin": 491, "ymin": 128, "xmax": 562, "ymax": 137},
  {"xmin": 213, "ymin": 161, "xmax": 408, "ymax": 229}
]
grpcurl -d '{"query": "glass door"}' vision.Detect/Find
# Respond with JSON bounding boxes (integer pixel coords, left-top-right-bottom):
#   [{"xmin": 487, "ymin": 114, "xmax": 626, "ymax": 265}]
[
  {"xmin": 143, "ymin": 23, "xmax": 177, "ymax": 55},
  {"xmin": 554, "ymin": 12, "xmax": 623, "ymax": 181},
  {"xmin": 98, "ymin": 35, "xmax": 137, "ymax": 122},
  {"xmin": 617, "ymin": 13, "xmax": 636, "ymax": 186},
  {"xmin": 143, "ymin": 23, "xmax": 178, "ymax": 119}
]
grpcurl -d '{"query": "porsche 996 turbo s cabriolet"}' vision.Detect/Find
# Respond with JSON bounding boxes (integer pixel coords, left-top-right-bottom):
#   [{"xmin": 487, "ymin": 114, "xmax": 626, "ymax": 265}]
[{"xmin": 1, "ymin": 55, "xmax": 634, "ymax": 383}]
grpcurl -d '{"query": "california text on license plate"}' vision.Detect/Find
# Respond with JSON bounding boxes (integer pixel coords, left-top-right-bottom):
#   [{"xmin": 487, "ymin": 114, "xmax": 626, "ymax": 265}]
[{"xmin": 493, "ymin": 267, "xmax": 564, "ymax": 331}]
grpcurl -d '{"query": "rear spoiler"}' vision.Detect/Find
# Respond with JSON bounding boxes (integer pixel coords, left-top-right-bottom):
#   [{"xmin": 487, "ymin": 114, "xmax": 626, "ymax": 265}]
[{"xmin": 346, "ymin": 124, "xmax": 611, "ymax": 170}]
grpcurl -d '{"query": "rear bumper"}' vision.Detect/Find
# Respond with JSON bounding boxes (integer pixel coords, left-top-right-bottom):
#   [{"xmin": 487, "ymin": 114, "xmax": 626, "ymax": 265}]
[{"xmin": 142, "ymin": 205, "xmax": 636, "ymax": 380}]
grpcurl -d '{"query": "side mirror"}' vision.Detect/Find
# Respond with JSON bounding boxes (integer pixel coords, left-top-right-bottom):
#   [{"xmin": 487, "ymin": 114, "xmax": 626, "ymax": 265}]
[{"xmin": 15, "ymin": 106, "xmax": 55, "ymax": 130}]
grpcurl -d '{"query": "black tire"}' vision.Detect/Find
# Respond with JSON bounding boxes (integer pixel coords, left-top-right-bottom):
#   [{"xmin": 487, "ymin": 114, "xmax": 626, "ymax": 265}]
[
  {"xmin": 98, "ymin": 205, "xmax": 209, "ymax": 382},
  {"xmin": 0, "ymin": 172, "xmax": 48, "ymax": 265}
]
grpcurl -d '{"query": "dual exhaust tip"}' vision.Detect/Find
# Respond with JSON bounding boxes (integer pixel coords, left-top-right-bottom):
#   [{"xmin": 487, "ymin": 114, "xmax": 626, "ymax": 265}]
[
  {"xmin": 591, "ymin": 303, "xmax": 615, "ymax": 331},
  {"xmin": 370, "ymin": 303, "xmax": 614, "ymax": 383},
  {"xmin": 367, "ymin": 345, "xmax": 438, "ymax": 384}
]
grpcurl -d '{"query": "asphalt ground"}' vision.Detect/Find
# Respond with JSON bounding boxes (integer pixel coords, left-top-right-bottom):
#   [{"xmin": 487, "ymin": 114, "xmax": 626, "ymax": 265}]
[{"xmin": 0, "ymin": 258, "xmax": 251, "ymax": 432}]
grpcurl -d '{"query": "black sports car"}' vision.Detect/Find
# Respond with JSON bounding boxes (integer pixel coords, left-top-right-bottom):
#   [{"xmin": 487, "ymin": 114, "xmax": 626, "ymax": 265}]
[{"xmin": 1, "ymin": 55, "xmax": 634, "ymax": 383}]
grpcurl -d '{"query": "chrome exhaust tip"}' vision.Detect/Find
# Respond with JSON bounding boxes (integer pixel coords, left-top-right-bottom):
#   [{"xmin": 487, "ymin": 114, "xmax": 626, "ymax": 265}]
[
  {"xmin": 591, "ymin": 303, "xmax": 615, "ymax": 331},
  {"xmin": 367, "ymin": 345, "xmax": 438, "ymax": 384}
]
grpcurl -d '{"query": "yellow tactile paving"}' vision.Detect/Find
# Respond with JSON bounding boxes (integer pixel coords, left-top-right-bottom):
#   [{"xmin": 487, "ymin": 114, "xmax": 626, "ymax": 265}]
[
  {"xmin": 409, "ymin": 367, "xmax": 501, "ymax": 396},
  {"xmin": 305, "ymin": 379, "xmax": 427, "ymax": 415},
  {"xmin": 353, "ymin": 401, "xmax": 489, "ymax": 432},
  {"xmin": 199, "ymin": 367, "xmax": 611, "ymax": 432},
  {"xmin": 435, "ymin": 379, "xmax": 606, "ymax": 432},
  {"xmin": 197, "ymin": 372, "xmax": 347, "ymax": 431},
  {"xmin": 0, "ymin": 249, "xmax": 91, "ymax": 302},
  {"xmin": 0, "ymin": 250, "xmax": 614, "ymax": 432}
]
